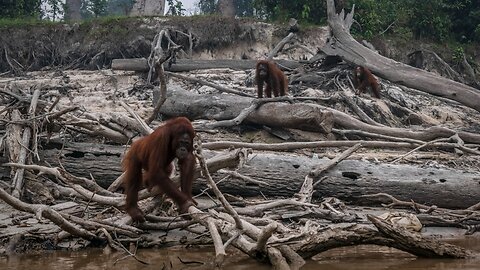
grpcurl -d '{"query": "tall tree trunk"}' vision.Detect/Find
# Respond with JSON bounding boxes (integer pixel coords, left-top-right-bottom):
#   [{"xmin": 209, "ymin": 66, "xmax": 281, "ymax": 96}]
[
  {"xmin": 130, "ymin": 0, "xmax": 165, "ymax": 16},
  {"xmin": 65, "ymin": 0, "xmax": 81, "ymax": 21},
  {"xmin": 217, "ymin": 0, "xmax": 235, "ymax": 17}
]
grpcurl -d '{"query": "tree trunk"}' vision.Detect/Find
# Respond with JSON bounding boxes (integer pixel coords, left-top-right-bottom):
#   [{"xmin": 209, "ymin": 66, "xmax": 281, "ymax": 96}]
[
  {"xmin": 111, "ymin": 58, "xmax": 301, "ymax": 72},
  {"xmin": 159, "ymin": 87, "xmax": 333, "ymax": 133},
  {"xmin": 210, "ymin": 152, "xmax": 480, "ymax": 209},
  {"xmin": 65, "ymin": 0, "xmax": 82, "ymax": 21},
  {"xmin": 40, "ymin": 142, "xmax": 124, "ymax": 188},
  {"xmin": 130, "ymin": 0, "xmax": 165, "ymax": 16},
  {"xmin": 217, "ymin": 0, "xmax": 235, "ymax": 17},
  {"xmin": 322, "ymin": 0, "xmax": 480, "ymax": 112},
  {"xmin": 158, "ymin": 86, "xmax": 480, "ymax": 144},
  {"xmin": 31, "ymin": 142, "xmax": 480, "ymax": 209}
]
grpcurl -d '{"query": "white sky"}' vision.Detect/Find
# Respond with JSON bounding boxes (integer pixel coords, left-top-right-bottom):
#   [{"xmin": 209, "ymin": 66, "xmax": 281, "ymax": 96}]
[
  {"xmin": 42, "ymin": 0, "xmax": 201, "ymax": 19},
  {"xmin": 179, "ymin": 0, "xmax": 198, "ymax": 15},
  {"xmin": 181, "ymin": 0, "xmax": 197, "ymax": 9}
]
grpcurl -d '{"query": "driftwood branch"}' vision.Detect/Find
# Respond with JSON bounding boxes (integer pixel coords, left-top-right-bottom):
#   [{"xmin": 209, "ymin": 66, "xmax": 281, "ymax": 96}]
[
  {"xmin": 146, "ymin": 29, "xmax": 183, "ymax": 124},
  {"xmin": 391, "ymin": 137, "xmax": 450, "ymax": 163},
  {"xmin": 294, "ymin": 221, "xmax": 474, "ymax": 259},
  {"xmin": 0, "ymin": 186, "xmax": 100, "ymax": 241},
  {"xmin": 11, "ymin": 89, "xmax": 40, "ymax": 198},
  {"xmin": 323, "ymin": 0, "xmax": 480, "ymax": 112},
  {"xmin": 267, "ymin": 32, "xmax": 296, "ymax": 60},
  {"xmin": 338, "ymin": 75, "xmax": 382, "ymax": 126},
  {"xmin": 202, "ymin": 139, "xmax": 479, "ymax": 154},
  {"xmin": 368, "ymin": 214, "xmax": 473, "ymax": 258},
  {"xmin": 167, "ymin": 71, "xmax": 254, "ymax": 97},
  {"xmin": 146, "ymin": 62, "xmax": 167, "ymax": 124},
  {"xmin": 310, "ymin": 142, "xmax": 362, "ymax": 178},
  {"xmin": 195, "ymin": 143, "xmax": 243, "ymax": 230}
]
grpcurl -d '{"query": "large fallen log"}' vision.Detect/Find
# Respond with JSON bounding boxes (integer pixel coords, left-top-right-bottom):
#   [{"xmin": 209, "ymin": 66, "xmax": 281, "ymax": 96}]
[
  {"xmin": 36, "ymin": 141, "xmax": 480, "ymax": 209},
  {"xmin": 158, "ymin": 86, "xmax": 480, "ymax": 144},
  {"xmin": 37, "ymin": 141, "xmax": 243, "ymax": 189},
  {"xmin": 39, "ymin": 142, "xmax": 124, "ymax": 188},
  {"xmin": 159, "ymin": 86, "xmax": 333, "ymax": 133},
  {"xmin": 112, "ymin": 58, "xmax": 302, "ymax": 72},
  {"xmin": 211, "ymin": 152, "xmax": 480, "ymax": 209},
  {"xmin": 322, "ymin": 0, "xmax": 480, "ymax": 112}
]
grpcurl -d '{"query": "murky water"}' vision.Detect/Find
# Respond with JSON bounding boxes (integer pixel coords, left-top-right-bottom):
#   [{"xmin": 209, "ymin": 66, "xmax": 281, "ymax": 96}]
[{"xmin": 1, "ymin": 238, "xmax": 479, "ymax": 270}]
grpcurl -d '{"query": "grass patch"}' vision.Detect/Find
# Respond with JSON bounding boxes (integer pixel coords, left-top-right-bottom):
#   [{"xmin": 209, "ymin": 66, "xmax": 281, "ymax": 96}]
[
  {"xmin": 0, "ymin": 17, "xmax": 57, "ymax": 28},
  {"xmin": 79, "ymin": 15, "xmax": 142, "ymax": 28}
]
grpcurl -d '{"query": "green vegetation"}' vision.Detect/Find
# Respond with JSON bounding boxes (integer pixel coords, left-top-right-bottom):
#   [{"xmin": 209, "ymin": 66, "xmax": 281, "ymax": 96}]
[
  {"xmin": 1, "ymin": 0, "xmax": 479, "ymax": 44},
  {"xmin": 0, "ymin": 17, "xmax": 54, "ymax": 28},
  {"xmin": 0, "ymin": 0, "xmax": 41, "ymax": 18},
  {"xmin": 197, "ymin": 0, "xmax": 480, "ymax": 44},
  {"xmin": 166, "ymin": 0, "xmax": 186, "ymax": 16}
]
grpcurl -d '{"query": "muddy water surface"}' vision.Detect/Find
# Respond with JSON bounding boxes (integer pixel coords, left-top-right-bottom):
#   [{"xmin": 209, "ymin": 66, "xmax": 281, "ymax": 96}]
[{"xmin": 1, "ymin": 238, "xmax": 479, "ymax": 270}]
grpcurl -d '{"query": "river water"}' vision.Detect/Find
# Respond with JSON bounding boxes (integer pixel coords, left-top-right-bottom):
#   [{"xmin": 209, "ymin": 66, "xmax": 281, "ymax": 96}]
[{"xmin": 1, "ymin": 238, "xmax": 479, "ymax": 269}]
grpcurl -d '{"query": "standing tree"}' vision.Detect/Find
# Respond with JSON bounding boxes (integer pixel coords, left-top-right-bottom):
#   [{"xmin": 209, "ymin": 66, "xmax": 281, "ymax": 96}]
[
  {"xmin": 234, "ymin": 0, "xmax": 253, "ymax": 17},
  {"xmin": 89, "ymin": 0, "xmax": 108, "ymax": 17},
  {"xmin": 65, "ymin": 0, "xmax": 82, "ymax": 21},
  {"xmin": 196, "ymin": 0, "xmax": 216, "ymax": 14},
  {"xmin": 166, "ymin": 0, "xmax": 185, "ymax": 16},
  {"xmin": 130, "ymin": 0, "xmax": 165, "ymax": 16},
  {"xmin": 0, "ymin": 0, "xmax": 41, "ymax": 18},
  {"xmin": 217, "ymin": 0, "xmax": 235, "ymax": 17}
]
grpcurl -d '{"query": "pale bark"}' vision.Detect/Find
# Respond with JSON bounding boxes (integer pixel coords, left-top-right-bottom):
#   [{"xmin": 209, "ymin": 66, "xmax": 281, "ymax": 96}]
[
  {"xmin": 217, "ymin": 0, "xmax": 235, "ymax": 17},
  {"xmin": 130, "ymin": 0, "xmax": 165, "ymax": 16},
  {"xmin": 65, "ymin": 0, "xmax": 82, "ymax": 21},
  {"xmin": 32, "ymin": 142, "xmax": 480, "ymax": 209},
  {"xmin": 159, "ymin": 87, "xmax": 480, "ymax": 144},
  {"xmin": 111, "ymin": 58, "xmax": 301, "ymax": 72},
  {"xmin": 322, "ymin": 0, "xmax": 480, "ymax": 112}
]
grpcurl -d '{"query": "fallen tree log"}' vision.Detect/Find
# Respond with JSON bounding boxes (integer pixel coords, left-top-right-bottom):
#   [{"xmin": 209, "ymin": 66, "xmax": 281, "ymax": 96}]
[
  {"xmin": 158, "ymin": 86, "xmax": 480, "ymax": 144},
  {"xmin": 38, "ymin": 141, "xmax": 244, "ymax": 189},
  {"xmin": 320, "ymin": 104, "xmax": 480, "ymax": 144},
  {"xmin": 294, "ymin": 218, "xmax": 473, "ymax": 259},
  {"xmin": 36, "ymin": 141, "xmax": 480, "ymax": 209},
  {"xmin": 322, "ymin": 0, "xmax": 480, "ymax": 112},
  {"xmin": 210, "ymin": 152, "xmax": 480, "ymax": 209},
  {"xmin": 112, "ymin": 58, "xmax": 302, "ymax": 72},
  {"xmin": 159, "ymin": 86, "xmax": 333, "ymax": 133},
  {"xmin": 40, "ymin": 142, "xmax": 124, "ymax": 188}
]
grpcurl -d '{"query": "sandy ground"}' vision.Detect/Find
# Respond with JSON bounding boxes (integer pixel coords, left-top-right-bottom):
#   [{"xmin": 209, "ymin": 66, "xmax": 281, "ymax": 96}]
[{"xmin": 1, "ymin": 66, "xmax": 480, "ymax": 252}]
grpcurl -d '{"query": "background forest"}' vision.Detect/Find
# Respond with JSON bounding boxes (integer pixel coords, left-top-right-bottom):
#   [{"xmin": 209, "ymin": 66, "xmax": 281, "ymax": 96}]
[{"xmin": 1, "ymin": 0, "xmax": 480, "ymax": 43}]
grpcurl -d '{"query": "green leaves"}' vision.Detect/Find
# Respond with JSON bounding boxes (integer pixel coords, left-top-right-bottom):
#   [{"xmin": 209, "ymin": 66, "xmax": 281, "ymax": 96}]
[
  {"xmin": 0, "ymin": 0, "xmax": 41, "ymax": 18},
  {"xmin": 1, "ymin": 0, "xmax": 479, "ymax": 44},
  {"xmin": 81, "ymin": 0, "xmax": 108, "ymax": 18},
  {"xmin": 166, "ymin": 0, "xmax": 186, "ymax": 16}
]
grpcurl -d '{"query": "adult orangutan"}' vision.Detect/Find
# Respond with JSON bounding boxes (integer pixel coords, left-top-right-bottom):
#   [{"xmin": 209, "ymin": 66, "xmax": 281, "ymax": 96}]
[
  {"xmin": 255, "ymin": 60, "xmax": 288, "ymax": 98},
  {"xmin": 352, "ymin": 66, "xmax": 381, "ymax": 98},
  {"xmin": 122, "ymin": 117, "xmax": 196, "ymax": 222}
]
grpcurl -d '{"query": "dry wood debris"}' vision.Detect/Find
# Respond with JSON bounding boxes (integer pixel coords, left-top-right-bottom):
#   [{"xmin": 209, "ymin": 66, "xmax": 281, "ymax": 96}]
[{"xmin": 0, "ymin": 0, "xmax": 479, "ymax": 268}]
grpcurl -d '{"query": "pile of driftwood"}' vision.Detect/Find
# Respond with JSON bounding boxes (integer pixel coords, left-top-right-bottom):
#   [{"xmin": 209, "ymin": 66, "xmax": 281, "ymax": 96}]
[{"xmin": 1, "ymin": 0, "xmax": 480, "ymax": 269}]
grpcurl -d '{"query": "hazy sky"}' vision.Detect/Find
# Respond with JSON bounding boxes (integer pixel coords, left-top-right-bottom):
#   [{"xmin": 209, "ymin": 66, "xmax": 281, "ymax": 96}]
[
  {"xmin": 181, "ymin": 0, "xmax": 197, "ymax": 9},
  {"xmin": 43, "ymin": 0, "xmax": 201, "ymax": 18},
  {"xmin": 180, "ymin": 0, "xmax": 198, "ymax": 15}
]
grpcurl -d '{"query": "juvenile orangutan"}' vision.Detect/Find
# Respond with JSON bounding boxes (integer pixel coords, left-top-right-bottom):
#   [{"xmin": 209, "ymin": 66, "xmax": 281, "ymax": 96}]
[
  {"xmin": 255, "ymin": 60, "xmax": 288, "ymax": 98},
  {"xmin": 352, "ymin": 66, "xmax": 381, "ymax": 98}
]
